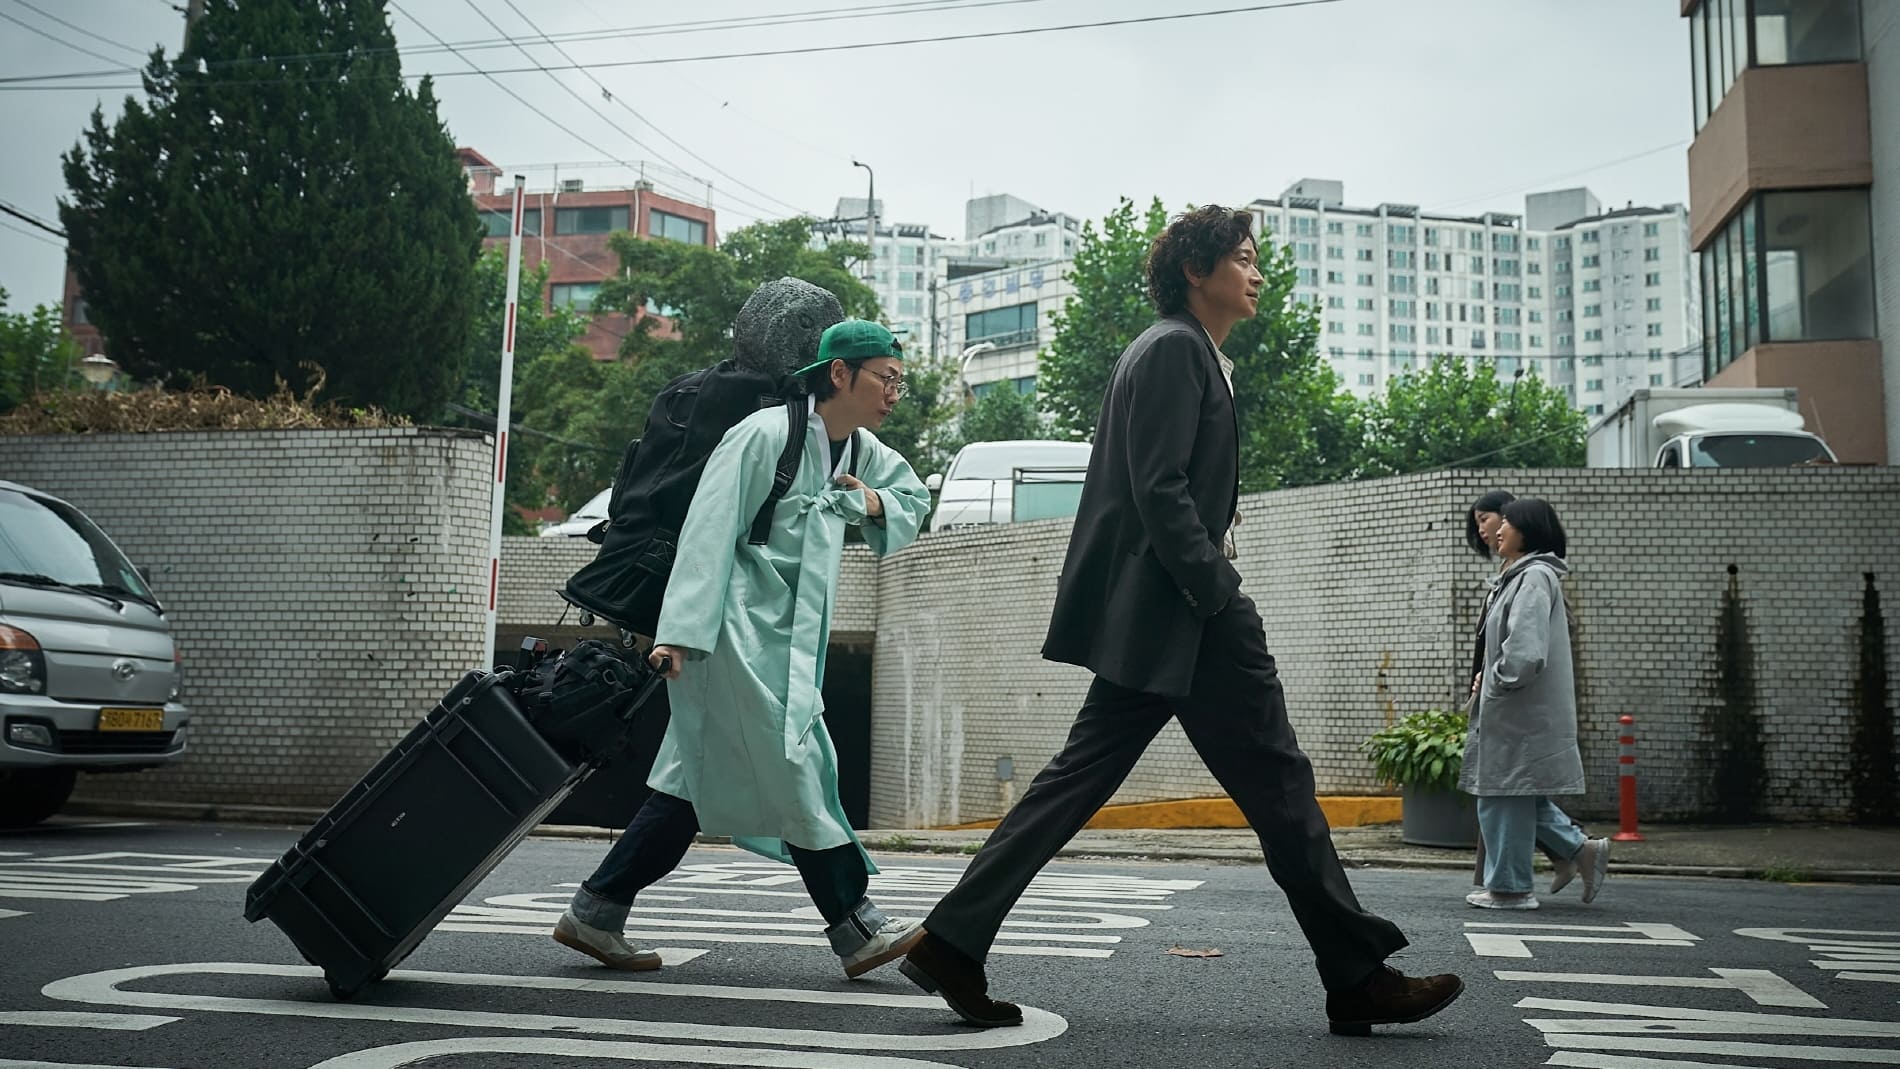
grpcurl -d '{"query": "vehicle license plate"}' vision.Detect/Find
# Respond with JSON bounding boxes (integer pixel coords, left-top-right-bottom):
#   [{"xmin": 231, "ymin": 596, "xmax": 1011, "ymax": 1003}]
[{"xmin": 98, "ymin": 708, "xmax": 164, "ymax": 732}]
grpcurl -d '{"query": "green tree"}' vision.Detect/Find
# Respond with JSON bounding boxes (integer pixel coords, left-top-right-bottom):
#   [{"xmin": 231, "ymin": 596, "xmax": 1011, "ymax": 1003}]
[
  {"xmin": 0, "ymin": 288, "xmax": 82, "ymax": 412},
  {"xmin": 60, "ymin": 0, "xmax": 480, "ymax": 416},
  {"xmin": 448, "ymin": 250, "xmax": 594, "ymax": 533},
  {"xmin": 1359, "ymin": 357, "xmax": 1586, "ymax": 475},
  {"xmin": 956, "ymin": 387, "xmax": 1055, "ymax": 450},
  {"xmin": 1037, "ymin": 196, "xmax": 1366, "ymax": 490},
  {"xmin": 1037, "ymin": 197, "xmax": 1172, "ymax": 439}
]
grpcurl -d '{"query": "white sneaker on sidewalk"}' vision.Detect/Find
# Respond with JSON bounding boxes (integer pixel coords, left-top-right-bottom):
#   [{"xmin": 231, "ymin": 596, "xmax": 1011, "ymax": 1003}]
[
  {"xmin": 1550, "ymin": 852, "xmax": 1578, "ymax": 895},
  {"xmin": 553, "ymin": 910, "xmax": 662, "ymax": 971},
  {"xmin": 1466, "ymin": 889, "xmax": 1540, "ymax": 910},
  {"xmin": 839, "ymin": 916, "xmax": 925, "ymax": 979}
]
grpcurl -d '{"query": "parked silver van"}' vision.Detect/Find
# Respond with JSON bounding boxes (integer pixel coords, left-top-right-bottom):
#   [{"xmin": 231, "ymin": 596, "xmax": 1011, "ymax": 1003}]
[{"xmin": 0, "ymin": 481, "xmax": 186, "ymax": 827}]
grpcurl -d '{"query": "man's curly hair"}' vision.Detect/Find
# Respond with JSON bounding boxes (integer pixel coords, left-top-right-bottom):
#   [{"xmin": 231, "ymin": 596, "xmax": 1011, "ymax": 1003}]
[{"xmin": 1144, "ymin": 206, "xmax": 1256, "ymax": 316}]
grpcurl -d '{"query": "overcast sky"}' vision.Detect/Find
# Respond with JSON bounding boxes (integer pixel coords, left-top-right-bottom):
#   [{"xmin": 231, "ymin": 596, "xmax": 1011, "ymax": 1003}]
[{"xmin": 0, "ymin": 0, "xmax": 1692, "ymax": 309}]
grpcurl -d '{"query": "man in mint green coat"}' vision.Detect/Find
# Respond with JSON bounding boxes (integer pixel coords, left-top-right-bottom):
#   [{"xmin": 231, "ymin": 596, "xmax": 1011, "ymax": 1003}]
[{"xmin": 554, "ymin": 320, "xmax": 933, "ymax": 981}]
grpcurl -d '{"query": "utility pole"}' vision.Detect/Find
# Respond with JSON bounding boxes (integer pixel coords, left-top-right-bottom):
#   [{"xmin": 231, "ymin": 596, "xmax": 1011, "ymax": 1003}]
[
  {"xmin": 852, "ymin": 159, "xmax": 875, "ymax": 289},
  {"xmin": 183, "ymin": 0, "xmax": 205, "ymax": 50}
]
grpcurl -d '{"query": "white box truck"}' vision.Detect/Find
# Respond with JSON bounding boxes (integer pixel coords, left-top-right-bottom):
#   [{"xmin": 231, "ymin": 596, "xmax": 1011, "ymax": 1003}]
[{"xmin": 1585, "ymin": 387, "xmax": 1838, "ymax": 468}]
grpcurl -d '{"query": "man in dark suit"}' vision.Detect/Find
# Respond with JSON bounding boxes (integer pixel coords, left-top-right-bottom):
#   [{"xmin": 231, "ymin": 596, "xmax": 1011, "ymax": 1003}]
[{"xmin": 899, "ymin": 206, "xmax": 1464, "ymax": 1035}]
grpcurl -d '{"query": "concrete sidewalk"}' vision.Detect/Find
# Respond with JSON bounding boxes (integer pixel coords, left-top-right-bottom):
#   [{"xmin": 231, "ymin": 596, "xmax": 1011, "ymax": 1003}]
[
  {"xmin": 64, "ymin": 798, "xmax": 1900, "ymax": 885},
  {"xmin": 836, "ymin": 822, "xmax": 1900, "ymax": 885}
]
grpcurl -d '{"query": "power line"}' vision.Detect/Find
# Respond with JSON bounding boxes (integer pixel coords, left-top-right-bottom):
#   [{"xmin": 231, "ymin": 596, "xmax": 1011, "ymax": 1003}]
[
  {"xmin": 0, "ymin": 201, "xmax": 66, "ymax": 238},
  {"xmin": 0, "ymin": 1, "xmax": 1346, "ymax": 89},
  {"xmin": 0, "ymin": 216, "xmax": 67, "ymax": 249},
  {"xmin": 8, "ymin": 0, "xmax": 148, "ymax": 61},
  {"xmin": 1431, "ymin": 139, "xmax": 1691, "ymax": 214},
  {"xmin": 0, "ymin": 7, "xmax": 130, "ymax": 66},
  {"xmin": 495, "ymin": 0, "xmax": 813, "ymax": 218},
  {"xmin": 0, "ymin": 0, "xmax": 1068, "ymax": 84},
  {"xmin": 445, "ymin": 402, "xmax": 620, "ymax": 453}
]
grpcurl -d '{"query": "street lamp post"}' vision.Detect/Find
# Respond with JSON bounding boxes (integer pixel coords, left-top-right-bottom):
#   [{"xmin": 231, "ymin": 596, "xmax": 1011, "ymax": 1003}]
[
  {"xmin": 958, "ymin": 341, "xmax": 997, "ymax": 405},
  {"xmin": 851, "ymin": 159, "xmax": 875, "ymax": 287}
]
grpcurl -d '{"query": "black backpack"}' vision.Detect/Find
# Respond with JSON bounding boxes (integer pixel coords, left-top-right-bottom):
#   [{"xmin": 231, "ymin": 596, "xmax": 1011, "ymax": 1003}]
[
  {"xmin": 560, "ymin": 359, "xmax": 858, "ymax": 636},
  {"xmin": 512, "ymin": 639, "xmax": 662, "ymax": 762}
]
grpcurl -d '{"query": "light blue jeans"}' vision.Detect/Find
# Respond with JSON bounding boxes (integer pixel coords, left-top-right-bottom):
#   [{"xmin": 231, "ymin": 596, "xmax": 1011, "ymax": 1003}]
[{"xmin": 1475, "ymin": 796, "xmax": 1587, "ymax": 894}]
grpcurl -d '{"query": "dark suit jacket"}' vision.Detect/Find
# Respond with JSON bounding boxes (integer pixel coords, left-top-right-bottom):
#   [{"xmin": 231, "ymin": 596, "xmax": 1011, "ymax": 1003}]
[{"xmin": 1041, "ymin": 312, "xmax": 1241, "ymax": 698}]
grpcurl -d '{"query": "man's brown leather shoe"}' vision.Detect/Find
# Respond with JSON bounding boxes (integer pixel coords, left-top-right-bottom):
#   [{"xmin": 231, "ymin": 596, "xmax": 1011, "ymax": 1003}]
[
  {"xmin": 1325, "ymin": 964, "xmax": 1463, "ymax": 1036},
  {"xmin": 898, "ymin": 931, "xmax": 1023, "ymax": 1027}
]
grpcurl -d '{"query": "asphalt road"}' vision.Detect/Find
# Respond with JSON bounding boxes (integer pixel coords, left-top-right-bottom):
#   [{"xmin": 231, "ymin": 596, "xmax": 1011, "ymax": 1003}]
[{"xmin": 1, "ymin": 817, "xmax": 1896, "ymax": 1068}]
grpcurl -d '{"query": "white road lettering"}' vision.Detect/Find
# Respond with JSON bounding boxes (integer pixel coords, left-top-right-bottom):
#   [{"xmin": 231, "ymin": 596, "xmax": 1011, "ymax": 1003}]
[
  {"xmin": 1495, "ymin": 968, "xmax": 1825, "ymax": 1008},
  {"xmin": 1466, "ymin": 922, "xmax": 1700, "ymax": 959},
  {"xmin": 308, "ymin": 1036, "xmax": 970, "ymax": 1069},
  {"xmin": 0, "ymin": 1011, "xmax": 179, "ymax": 1030},
  {"xmin": 41, "ymin": 962, "xmax": 1068, "ymax": 1052}
]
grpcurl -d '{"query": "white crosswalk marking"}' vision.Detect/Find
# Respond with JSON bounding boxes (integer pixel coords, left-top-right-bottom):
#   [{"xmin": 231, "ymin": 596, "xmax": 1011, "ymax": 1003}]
[
  {"xmin": 0, "ymin": 852, "xmax": 270, "ymax": 903},
  {"xmin": 445, "ymin": 860, "xmax": 1200, "ymax": 962}
]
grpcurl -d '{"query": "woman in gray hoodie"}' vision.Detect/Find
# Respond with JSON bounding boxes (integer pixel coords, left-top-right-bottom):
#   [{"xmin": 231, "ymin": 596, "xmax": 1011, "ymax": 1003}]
[{"xmin": 1459, "ymin": 497, "xmax": 1610, "ymax": 910}]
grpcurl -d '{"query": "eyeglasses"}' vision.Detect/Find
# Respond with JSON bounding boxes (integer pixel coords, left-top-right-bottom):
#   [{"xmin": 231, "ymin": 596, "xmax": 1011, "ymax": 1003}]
[{"xmin": 863, "ymin": 367, "xmax": 909, "ymax": 400}]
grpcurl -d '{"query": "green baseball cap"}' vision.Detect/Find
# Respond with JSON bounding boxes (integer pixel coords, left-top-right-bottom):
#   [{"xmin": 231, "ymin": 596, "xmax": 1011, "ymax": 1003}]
[{"xmin": 793, "ymin": 320, "xmax": 901, "ymax": 376}]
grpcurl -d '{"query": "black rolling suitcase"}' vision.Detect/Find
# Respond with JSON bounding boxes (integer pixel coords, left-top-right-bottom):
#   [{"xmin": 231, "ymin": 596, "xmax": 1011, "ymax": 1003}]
[{"xmin": 243, "ymin": 643, "xmax": 660, "ymax": 1000}]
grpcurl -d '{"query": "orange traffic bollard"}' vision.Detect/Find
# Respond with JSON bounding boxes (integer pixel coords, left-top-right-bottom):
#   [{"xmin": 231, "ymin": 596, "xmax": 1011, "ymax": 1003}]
[{"xmin": 1614, "ymin": 714, "xmax": 1645, "ymax": 842}]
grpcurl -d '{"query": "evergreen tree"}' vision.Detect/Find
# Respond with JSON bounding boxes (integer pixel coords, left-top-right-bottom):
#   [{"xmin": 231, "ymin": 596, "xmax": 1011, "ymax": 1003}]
[{"xmin": 60, "ymin": 0, "xmax": 480, "ymax": 416}]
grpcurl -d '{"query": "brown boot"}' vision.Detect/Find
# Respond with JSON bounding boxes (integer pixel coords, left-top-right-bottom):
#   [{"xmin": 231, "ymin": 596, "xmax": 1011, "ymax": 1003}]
[
  {"xmin": 898, "ymin": 931, "xmax": 1023, "ymax": 1027},
  {"xmin": 1325, "ymin": 964, "xmax": 1463, "ymax": 1036}
]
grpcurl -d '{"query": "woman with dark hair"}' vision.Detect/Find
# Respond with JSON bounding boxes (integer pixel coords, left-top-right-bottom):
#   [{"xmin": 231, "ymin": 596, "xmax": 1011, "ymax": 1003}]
[
  {"xmin": 1458, "ymin": 497, "xmax": 1610, "ymax": 910},
  {"xmin": 1465, "ymin": 489, "xmax": 1515, "ymax": 560}
]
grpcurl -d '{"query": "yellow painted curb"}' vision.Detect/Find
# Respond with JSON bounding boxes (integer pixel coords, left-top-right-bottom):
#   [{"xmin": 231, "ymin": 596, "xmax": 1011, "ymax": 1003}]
[{"xmin": 940, "ymin": 795, "xmax": 1401, "ymax": 831}]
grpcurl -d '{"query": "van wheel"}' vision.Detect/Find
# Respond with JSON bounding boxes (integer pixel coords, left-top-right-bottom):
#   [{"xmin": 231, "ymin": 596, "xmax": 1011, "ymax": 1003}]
[{"xmin": 0, "ymin": 768, "xmax": 78, "ymax": 828}]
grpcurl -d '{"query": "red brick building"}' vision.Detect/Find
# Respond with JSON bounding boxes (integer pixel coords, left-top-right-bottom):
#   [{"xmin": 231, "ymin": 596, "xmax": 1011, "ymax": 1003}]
[{"xmin": 460, "ymin": 147, "xmax": 717, "ymax": 361}]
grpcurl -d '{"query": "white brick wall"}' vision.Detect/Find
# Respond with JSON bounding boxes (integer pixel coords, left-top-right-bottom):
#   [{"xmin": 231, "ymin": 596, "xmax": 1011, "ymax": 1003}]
[
  {"xmin": 856, "ymin": 468, "xmax": 1900, "ymax": 826},
  {"xmin": 0, "ymin": 428, "xmax": 495, "ymax": 807}
]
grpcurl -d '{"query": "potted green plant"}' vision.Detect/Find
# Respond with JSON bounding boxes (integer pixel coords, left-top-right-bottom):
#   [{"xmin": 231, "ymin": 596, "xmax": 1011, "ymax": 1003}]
[{"xmin": 1362, "ymin": 708, "xmax": 1478, "ymax": 849}]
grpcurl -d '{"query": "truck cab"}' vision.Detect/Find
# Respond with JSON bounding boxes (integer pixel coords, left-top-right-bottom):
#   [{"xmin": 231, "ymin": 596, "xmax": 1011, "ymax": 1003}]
[{"xmin": 1651, "ymin": 404, "xmax": 1838, "ymax": 468}]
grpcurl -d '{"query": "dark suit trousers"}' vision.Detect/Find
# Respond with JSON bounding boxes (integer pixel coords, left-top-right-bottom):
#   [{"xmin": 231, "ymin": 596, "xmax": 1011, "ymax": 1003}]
[{"xmin": 924, "ymin": 595, "xmax": 1408, "ymax": 992}]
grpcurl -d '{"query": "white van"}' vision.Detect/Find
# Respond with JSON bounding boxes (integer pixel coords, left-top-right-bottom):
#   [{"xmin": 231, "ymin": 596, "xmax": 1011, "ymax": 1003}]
[
  {"xmin": 924, "ymin": 440, "xmax": 1092, "ymax": 532},
  {"xmin": 0, "ymin": 481, "xmax": 187, "ymax": 827}
]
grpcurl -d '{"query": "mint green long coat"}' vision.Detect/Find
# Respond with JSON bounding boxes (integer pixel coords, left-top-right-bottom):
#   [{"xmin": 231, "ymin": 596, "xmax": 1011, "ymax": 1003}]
[{"xmin": 647, "ymin": 401, "xmax": 929, "ymax": 868}]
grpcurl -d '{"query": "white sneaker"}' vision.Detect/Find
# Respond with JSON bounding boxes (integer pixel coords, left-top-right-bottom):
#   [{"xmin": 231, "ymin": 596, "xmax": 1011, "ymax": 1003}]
[
  {"xmin": 553, "ymin": 911, "xmax": 662, "ymax": 971},
  {"xmin": 839, "ymin": 916, "xmax": 925, "ymax": 979},
  {"xmin": 1550, "ymin": 852, "xmax": 1578, "ymax": 895},
  {"xmin": 1579, "ymin": 837, "xmax": 1611, "ymax": 904},
  {"xmin": 1466, "ymin": 889, "xmax": 1540, "ymax": 910}
]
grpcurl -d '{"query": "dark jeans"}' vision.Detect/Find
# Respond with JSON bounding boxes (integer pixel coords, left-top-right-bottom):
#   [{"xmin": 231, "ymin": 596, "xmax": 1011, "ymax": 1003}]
[
  {"xmin": 924, "ymin": 595, "xmax": 1409, "ymax": 992},
  {"xmin": 583, "ymin": 791, "xmax": 867, "ymax": 926}
]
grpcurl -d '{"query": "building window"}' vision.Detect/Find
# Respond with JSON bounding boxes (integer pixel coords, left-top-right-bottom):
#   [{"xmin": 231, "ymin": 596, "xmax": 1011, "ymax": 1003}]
[
  {"xmin": 556, "ymin": 205, "xmax": 631, "ymax": 235},
  {"xmin": 1296, "ymin": 241, "xmax": 1319, "ymax": 261},
  {"xmin": 1356, "ymin": 248, "xmax": 1374, "ymax": 262},
  {"xmin": 1358, "ymin": 323, "xmax": 1376, "ymax": 336},
  {"xmin": 1292, "ymin": 216, "xmax": 1318, "ymax": 237},
  {"xmin": 1753, "ymin": 0, "xmax": 1862, "ymax": 67},
  {"xmin": 551, "ymin": 282, "xmax": 601, "ymax": 312},
  {"xmin": 1327, "ymin": 296, "xmax": 1345, "ymax": 309},
  {"xmin": 1645, "ymin": 272, "xmax": 1663, "ymax": 287},
  {"xmin": 1329, "ymin": 346, "xmax": 1345, "ymax": 359},
  {"xmin": 1388, "ymin": 273, "xmax": 1416, "ymax": 294},
  {"xmin": 1529, "ymin": 334, "xmax": 1543, "ymax": 348},
  {"xmin": 1356, "ymin": 223, "xmax": 1374, "ymax": 238},
  {"xmin": 1702, "ymin": 188, "xmax": 1875, "ymax": 379},
  {"xmin": 1387, "ymin": 249, "xmax": 1415, "ymax": 269},
  {"xmin": 481, "ymin": 207, "xmax": 542, "ymax": 237},
  {"xmin": 1390, "ymin": 324, "xmax": 1416, "ymax": 343},
  {"xmin": 1585, "ymin": 378, "xmax": 1604, "ymax": 392},
  {"xmin": 1326, "ymin": 271, "xmax": 1346, "ymax": 284},
  {"xmin": 1427, "ymin": 326, "xmax": 1443, "ymax": 345},
  {"xmin": 898, "ymin": 296, "xmax": 924, "ymax": 316},
  {"xmin": 1389, "ymin": 299, "xmax": 1416, "ymax": 318},
  {"xmin": 1469, "ymin": 281, "xmax": 1485, "ymax": 299},
  {"xmin": 1647, "ymin": 297, "xmax": 1664, "ymax": 312},
  {"xmin": 1328, "ymin": 245, "xmax": 1345, "ymax": 260},
  {"xmin": 1582, "ymin": 254, "xmax": 1600, "ymax": 269},
  {"xmin": 1296, "ymin": 267, "xmax": 1320, "ymax": 287},
  {"xmin": 1649, "ymin": 348, "xmax": 1665, "ymax": 360},
  {"xmin": 1327, "ymin": 220, "xmax": 1344, "ymax": 235},
  {"xmin": 1584, "ymin": 328, "xmax": 1603, "ymax": 342},
  {"xmin": 648, "ymin": 208, "xmax": 707, "ymax": 244},
  {"xmin": 1647, "ymin": 322, "xmax": 1664, "ymax": 337},
  {"xmin": 965, "ymin": 301, "xmax": 1039, "ymax": 346},
  {"xmin": 1527, "ymin": 286, "xmax": 1542, "ymax": 300},
  {"xmin": 1357, "ymin": 373, "xmax": 1376, "ymax": 387},
  {"xmin": 1328, "ymin": 320, "xmax": 1345, "ymax": 334},
  {"xmin": 1357, "ymin": 273, "xmax": 1375, "ymax": 287},
  {"xmin": 1357, "ymin": 298, "xmax": 1375, "ymax": 311},
  {"xmin": 1583, "ymin": 279, "xmax": 1601, "ymax": 293},
  {"xmin": 1644, "ymin": 247, "xmax": 1662, "ymax": 262}
]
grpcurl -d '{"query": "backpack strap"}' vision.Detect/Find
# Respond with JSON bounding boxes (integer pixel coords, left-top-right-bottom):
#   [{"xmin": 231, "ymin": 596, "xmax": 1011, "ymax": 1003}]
[
  {"xmin": 847, "ymin": 431, "xmax": 861, "ymax": 478},
  {"xmin": 748, "ymin": 401, "xmax": 806, "ymax": 546}
]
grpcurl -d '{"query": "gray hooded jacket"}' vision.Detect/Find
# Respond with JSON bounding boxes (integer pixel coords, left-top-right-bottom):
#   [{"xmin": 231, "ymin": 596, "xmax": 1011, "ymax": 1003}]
[{"xmin": 1458, "ymin": 552, "xmax": 1585, "ymax": 797}]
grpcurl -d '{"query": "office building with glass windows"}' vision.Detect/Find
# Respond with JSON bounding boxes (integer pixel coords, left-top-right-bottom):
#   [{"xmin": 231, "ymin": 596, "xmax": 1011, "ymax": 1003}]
[
  {"xmin": 1247, "ymin": 182, "xmax": 1699, "ymax": 416},
  {"xmin": 1683, "ymin": 0, "xmax": 1892, "ymax": 463}
]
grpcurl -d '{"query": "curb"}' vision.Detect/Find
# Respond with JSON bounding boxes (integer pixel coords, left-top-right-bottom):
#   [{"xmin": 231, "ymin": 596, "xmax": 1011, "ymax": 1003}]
[{"xmin": 57, "ymin": 799, "xmax": 1900, "ymax": 885}]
